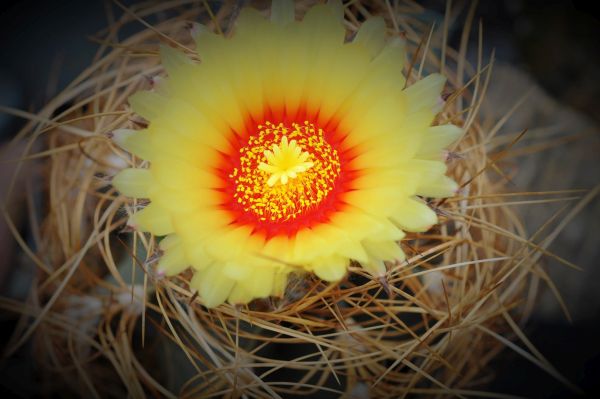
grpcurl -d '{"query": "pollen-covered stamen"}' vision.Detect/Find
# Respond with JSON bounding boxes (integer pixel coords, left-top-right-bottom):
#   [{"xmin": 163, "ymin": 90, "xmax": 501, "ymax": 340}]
[
  {"xmin": 230, "ymin": 121, "xmax": 341, "ymax": 223},
  {"xmin": 258, "ymin": 136, "xmax": 314, "ymax": 186}
]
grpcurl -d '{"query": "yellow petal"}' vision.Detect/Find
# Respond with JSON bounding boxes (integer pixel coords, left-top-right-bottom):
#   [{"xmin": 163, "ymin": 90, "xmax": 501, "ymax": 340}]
[
  {"xmin": 311, "ymin": 256, "xmax": 348, "ymax": 282},
  {"xmin": 353, "ymin": 17, "xmax": 386, "ymax": 58},
  {"xmin": 403, "ymin": 73, "xmax": 446, "ymax": 113},
  {"xmin": 131, "ymin": 203, "xmax": 174, "ymax": 235},
  {"xmin": 235, "ymin": 7, "xmax": 270, "ymax": 38},
  {"xmin": 157, "ymin": 241, "xmax": 188, "ymax": 276},
  {"xmin": 417, "ymin": 124, "xmax": 463, "ymax": 159},
  {"xmin": 152, "ymin": 187, "xmax": 221, "ymax": 213},
  {"xmin": 227, "ymin": 283, "xmax": 254, "ymax": 305},
  {"xmin": 272, "ymin": 268, "xmax": 291, "ymax": 297},
  {"xmin": 315, "ymin": 44, "xmax": 371, "ymax": 119},
  {"xmin": 223, "ymin": 261, "xmax": 253, "ymax": 281},
  {"xmin": 371, "ymin": 37, "xmax": 406, "ymax": 79},
  {"xmin": 368, "ymin": 219, "xmax": 406, "ymax": 242},
  {"xmin": 152, "ymin": 99, "xmax": 231, "ymax": 153},
  {"xmin": 204, "ymin": 225, "xmax": 254, "ymax": 261},
  {"xmin": 416, "ymin": 175, "xmax": 458, "ymax": 198},
  {"xmin": 128, "ymin": 91, "xmax": 165, "ymax": 120},
  {"xmin": 362, "ymin": 258, "xmax": 386, "ymax": 276},
  {"xmin": 343, "ymin": 187, "xmax": 408, "ymax": 216},
  {"xmin": 159, "ymin": 234, "xmax": 181, "ymax": 251},
  {"xmin": 233, "ymin": 266, "xmax": 276, "ymax": 300},
  {"xmin": 159, "ymin": 45, "xmax": 193, "ymax": 77},
  {"xmin": 151, "ymin": 157, "xmax": 222, "ymax": 190},
  {"xmin": 260, "ymin": 235, "xmax": 293, "ymax": 264},
  {"xmin": 113, "ymin": 129, "xmax": 155, "ymax": 160},
  {"xmin": 191, "ymin": 265, "xmax": 235, "ymax": 308},
  {"xmin": 336, "ymin": 38, "xmax": 406, "ymax": 121},
  {"xmin": 194, "ymin": 25, "xmax": 226, "ymax": 62},
  {"xmin": 329, "ymin": 208, "xmax": 382, "ymax": 240},
  {"xmin": 172, "ymin": 210, "xmax": 231, "ymax": 239},
  {"xmin": 362, "ymin": 239, "xmax": 405, "ymax": 262},
  {"xmin": 391, "ymin": 198, "xmax": 438, "ymax": 232},
  {"xmin": 112, "ymin": 168, "xmax": 154, "ymax": 198},
  {"xmin": 182, "ymin": 239, "xmax": 213, "ymax": 271}
]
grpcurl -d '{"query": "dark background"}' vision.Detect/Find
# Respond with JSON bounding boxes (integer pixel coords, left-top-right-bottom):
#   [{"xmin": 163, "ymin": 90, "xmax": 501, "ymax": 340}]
[{"xmin": 1, "ymin": 1, "xmax": 599, "ymax": 397}]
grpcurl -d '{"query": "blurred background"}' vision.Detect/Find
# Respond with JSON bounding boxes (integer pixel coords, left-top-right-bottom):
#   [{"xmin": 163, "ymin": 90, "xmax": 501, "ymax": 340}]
[{"xmin": 1, "ymin": 0, "xmax": 599, "ymax": 397}]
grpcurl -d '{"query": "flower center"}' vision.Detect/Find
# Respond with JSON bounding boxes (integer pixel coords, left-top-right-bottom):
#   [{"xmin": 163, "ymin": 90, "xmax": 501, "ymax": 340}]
[{"xmin": 229, "ymin": 121, "xmax": 341, "ymax": 223}]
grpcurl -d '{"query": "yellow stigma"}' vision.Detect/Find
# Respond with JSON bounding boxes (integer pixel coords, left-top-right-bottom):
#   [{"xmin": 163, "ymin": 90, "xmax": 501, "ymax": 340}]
[{"xmin": 258, "ymin": 136, "xmax": 314, "ymax": 186}]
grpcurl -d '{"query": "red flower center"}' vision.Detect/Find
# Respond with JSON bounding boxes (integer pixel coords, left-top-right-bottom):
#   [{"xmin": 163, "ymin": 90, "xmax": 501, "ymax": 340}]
[{"xmin": 219, "ymin": 111, "xmax": 356, "ymax": 238}]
